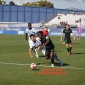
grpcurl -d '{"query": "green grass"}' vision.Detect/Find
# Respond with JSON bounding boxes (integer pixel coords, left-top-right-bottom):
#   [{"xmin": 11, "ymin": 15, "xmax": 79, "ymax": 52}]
[{"xmin": 0, "ymin": 34, "xmax": 85, "ymax": 85}]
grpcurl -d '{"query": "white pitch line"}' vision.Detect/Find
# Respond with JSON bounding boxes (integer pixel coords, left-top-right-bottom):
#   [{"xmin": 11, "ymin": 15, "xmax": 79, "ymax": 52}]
[{"xmin": 0, "ymin": 62, "xmax": 85, "ymax": 70}]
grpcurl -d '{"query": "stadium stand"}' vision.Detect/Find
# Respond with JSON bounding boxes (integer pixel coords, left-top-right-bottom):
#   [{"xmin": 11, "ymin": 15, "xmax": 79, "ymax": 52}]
[{"xmin": 45, "ymin": 13, "xmax": 85, "ymax": 27}]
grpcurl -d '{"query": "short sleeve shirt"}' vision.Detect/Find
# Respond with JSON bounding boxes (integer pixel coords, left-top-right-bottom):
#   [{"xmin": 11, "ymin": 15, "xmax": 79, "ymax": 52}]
[{"xmin": 63, "ymin": 28, "xmax": 72, "ymax": 39}]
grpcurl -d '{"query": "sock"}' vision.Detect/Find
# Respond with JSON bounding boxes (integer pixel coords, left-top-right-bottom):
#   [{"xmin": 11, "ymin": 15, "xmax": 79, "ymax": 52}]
[
  {"xmin": 42, "ymin": 47, "xmax": 46, "ymax": 55},
  {"xmin": 36, "ymin": 51, "xmax": 39, "ymax": 58},
  {"xmin": 54, "ymin": 53, "xmax": 63, "ymax": 63},
  {"xmin": 69, "ymin": 47, "xmax": 72, "ymax": 52},
  {"xmin": 51, "ymin": 57, "xmax": 54, "ymax": 64},
  {"xmin": 35, "ymin": 49, "xmax": 39, "ymax": 58},
  {"xmin": 67, "ymin": 48, "xmax": 70, "ymax": 53}
]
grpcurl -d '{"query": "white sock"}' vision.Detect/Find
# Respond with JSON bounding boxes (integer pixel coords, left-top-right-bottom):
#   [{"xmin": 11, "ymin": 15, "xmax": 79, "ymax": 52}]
[
  {"xmin": 35, "ymin": 49, "xmax": 39, "ymax": 58},
  {"xmin": 42, "ymin": 47, "xmax": 46, "ymax": 55}
]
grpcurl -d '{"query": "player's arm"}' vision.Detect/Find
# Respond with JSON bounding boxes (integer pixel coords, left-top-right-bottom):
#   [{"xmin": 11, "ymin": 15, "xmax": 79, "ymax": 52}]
[
  {"xmin": 25, "ymin": 33, "xmax": 28, "ymax": 41},
  {"xmin": 29, "ymin": 48, "xmax": 33, "ymax": 58},
  {"xmin": 39, "ymin": 43, "xmax": 43, "ymax": 49},
  {"xmin": 60, "ymin": 29, "xmax": 65, "ymax": 42},
  {"xmin": 43, "ymin": 37, "xmax": 50, "ymax": 46},
  {"xmin": 71, "ymin": 29, "xmax": 76, "ymax": 40},
  {"xmin": 25, "ymin": 28, "xmax": 28, "ymax": 41},
  {"xmin": 72, "ymin": 32, "xmax": 76, "ymax": 40},
  {"xmin": 60, "ymin": 33, "xmax": 64, "ymax": 42}
]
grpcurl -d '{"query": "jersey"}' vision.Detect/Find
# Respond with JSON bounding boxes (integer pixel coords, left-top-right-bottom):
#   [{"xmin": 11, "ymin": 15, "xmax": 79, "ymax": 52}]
[
  {"xmin": 77, "ymin": 22, "xmax": 82, "ymax": 34},
  {"xmin": 40, "ymin": 36, "xmax": 54, "ymax": 49},
  {"xmin": 29, "ymin": 38, "xmax": 41, "ymax": 49},
  {"xmin": 63, "ymin": 28, "xmax": 72, "ymax": 40},
  {"xmin": 26, "ymin": 28, "xmax": 36, "ymax": 40},
  {"xmin": 42, "ymin": 30, "xmax": 48, "ymax": 36}
]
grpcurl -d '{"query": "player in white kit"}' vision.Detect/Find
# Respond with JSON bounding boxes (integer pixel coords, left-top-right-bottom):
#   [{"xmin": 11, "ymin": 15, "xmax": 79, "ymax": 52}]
[
  {"xmin": 29, "ymin": 34, "xmax": 42, "ymax": 58},
  {"xmin": 25, "ymin": 23, "xmax": 39, "ymax": 58}
]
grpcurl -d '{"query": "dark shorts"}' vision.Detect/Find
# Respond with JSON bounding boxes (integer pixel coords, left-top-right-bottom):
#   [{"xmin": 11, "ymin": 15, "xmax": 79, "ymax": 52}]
[
  {"xmin": 45, "ymin": 47, "xmax": 54, "ymax": 56},
  {"xmin": 64, "ymin": 39, "xmax": 72, "ymax": 44}
]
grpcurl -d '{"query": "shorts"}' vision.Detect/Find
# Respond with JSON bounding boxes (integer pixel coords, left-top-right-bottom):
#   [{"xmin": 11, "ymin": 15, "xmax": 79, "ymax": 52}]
[
  {"xmin": 45, "ymin": 47, "xmax": 54, "ymax": 56},
  {"xmin": 64, "ymin": 39, "xmax": 72, "ymax": 44}
]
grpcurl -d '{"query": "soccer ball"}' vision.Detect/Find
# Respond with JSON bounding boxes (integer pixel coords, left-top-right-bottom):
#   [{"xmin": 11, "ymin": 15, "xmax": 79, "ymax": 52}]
[{"xmin": 30, "ymin": 63, "xmax": 37, "ymax": 70}]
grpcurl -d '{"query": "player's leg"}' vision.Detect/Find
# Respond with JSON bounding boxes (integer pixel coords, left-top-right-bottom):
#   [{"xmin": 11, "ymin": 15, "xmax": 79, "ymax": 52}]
[
  {"xmin": 54, "ymin": 53, "xmax": 63, "ymax": 66},
  {"xmin": 50, "ymin": 51, "xmax": 55, "ymax": 67},
  {"xmin": 68, "ymin": 39, "xmax": 72, "ymax": 55},
  {"xmin": 79, "ymin": 29, "xmax": 82, "ymax": 40},
  {"xmin": 45, "ymin": 49, "xmax": 54, "ymax": 67},
  {"xmin": 77, "ymin": 29, "xmax": 82, "ymax": 40},
  {"xmin": 79, "ymin": 33, "xmax": 81, "ymax": 40},
  {"xmin": 65, "ymin": 39, "xmax": 71, "ymax": 55},
  {"xmin": 77, "ymin": 33, "xmax": 80, "ymax": 40},
  {"xmin": 66, "ymin": 44, "xmax": 71, "ymax": 55},
  {"xmin": 77, "ymin": 33, "xmax": 79, "ymax": 40},
  {"xmin": 69, "ymin": 43, "xmax": 72, "ymax": 55},
  {"xmin": 77, "ymin": 29, "xmax": 80, "ymax": 40},
  {"xmin": 28, "ymin": 40, "xmax": 33, "ymax": 58},
  {"xmin": 45, "ymin": 49, "xmax": 50, "ymax": 59},
  {"xmin": 50, "ymin": 48, "xmax": 63, "ymax": 66},
  {"xmin": 80, "ymin": 28, "xmax": 82, "ymax": 38},
  {"xmin": 34, "ymin": 48, "xmax": 39, "ymax": 58}
]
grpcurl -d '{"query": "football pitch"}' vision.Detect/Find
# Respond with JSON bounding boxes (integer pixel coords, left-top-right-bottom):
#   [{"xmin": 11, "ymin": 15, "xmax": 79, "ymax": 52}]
[{"xmin": 0, "ymin": 34, "xmax": 85, "ymax": 85}]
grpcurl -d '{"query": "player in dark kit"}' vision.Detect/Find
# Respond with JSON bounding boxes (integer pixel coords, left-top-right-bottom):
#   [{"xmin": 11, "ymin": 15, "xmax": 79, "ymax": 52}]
[
  {"xmin": 38, "ymin": 31, "xmax": 63, "ymax": 67},
  {"xmin": 60, "ymin": 24, "xmax": 76, "ymax": 56}
]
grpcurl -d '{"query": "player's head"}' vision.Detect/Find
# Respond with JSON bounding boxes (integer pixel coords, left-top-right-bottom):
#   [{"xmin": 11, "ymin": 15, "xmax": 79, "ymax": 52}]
[
  {"xmin": 30, "ymin": 34, "xmax": 36, "ymax": 42},
  {"xmin": 37, "ymin": 31, "xmax": 43, "ymax": 38},
  {"xmin": 66, "ymin": 24, "xmax": 70, "ymax": 29},
  {"xmin": 28, "ymin": 23, "xmax": 32, "ymax": 29},
  {"xmin": 44, "ymin": 26, "xmax": 48, "ymax": 31}
]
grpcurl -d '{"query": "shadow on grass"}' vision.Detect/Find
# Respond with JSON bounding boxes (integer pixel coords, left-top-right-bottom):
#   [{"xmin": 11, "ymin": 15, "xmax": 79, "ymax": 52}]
[
  {"xmin": 73, "ymin": 53, "xmax": 85, "ymax": 55},
  {"xmin": 37, "ymin": 62, "xmax": 51, "ymax": 65},
  {"xmin": 34, "ymin": 69, "xmax": 41, "ymax": 71},
  {"xmin": 37, "ymin": 62, "xmax": 69, "ymax": 67},
  {"xmin": 54, "ymin": 51, "xmax": 61, "ymax": 52},
  {"xmin": 73, "ymin": 43, "xmax": 80, "ymax": 44},
  {"xmin": 54, "ymin": 63, "xmax": 69, "ymax": 67},
  {"xmin": 39, "ymin": 55, "xmax": 45, "ymax": 58}
]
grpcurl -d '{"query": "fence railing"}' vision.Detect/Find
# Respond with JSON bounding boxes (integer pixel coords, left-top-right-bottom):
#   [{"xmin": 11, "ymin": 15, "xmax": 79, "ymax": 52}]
[{"xmin": 43, "ymin": 12, "xmax": 57, "ymax": 23}]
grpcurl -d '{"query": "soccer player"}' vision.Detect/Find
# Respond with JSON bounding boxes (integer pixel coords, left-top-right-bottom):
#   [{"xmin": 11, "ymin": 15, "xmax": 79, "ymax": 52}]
[
  {"xmin": 60, "ymin": 24, "xmax": 76, "ymax": 56},
  {"xmin": 42, "ymin": 26, "xmax": 49, "ymax": 36},
  {"xmin": 77, "ymin": 19, "xmax": 83, "ymax": 40},
  {"xmin": 38, "ymin": 31, "xmax": 63, "ymax": 67},
  {"xmin": 29, "ymin": 34, "xmax": 42, "ymax": 58},
  {"xmin": 41, "ymin": 26, "xmax": 49, "ymax": 55},
  {"xmin": 25, "ymin": 23, "xmax": 39, "ymax": 58}
]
